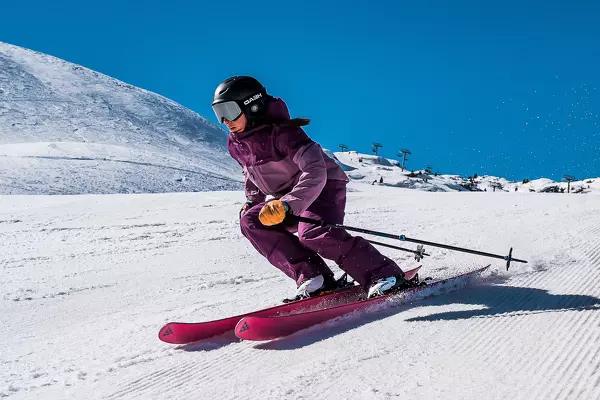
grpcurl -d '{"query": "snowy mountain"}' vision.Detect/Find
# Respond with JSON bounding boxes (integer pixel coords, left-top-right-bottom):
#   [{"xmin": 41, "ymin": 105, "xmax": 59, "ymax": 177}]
[
  {"xmin": 3, "ymin": 187, "xmax": 600, "ymax": 399},
  {"xmin": 0, "ymin": 41, "xmax": 242, "ymax": 194},
  {"xmin": 2, "ymin": 39, "xmax": 593, "ymax": 197},
  {"xmin": 326, "ymin": 150, "xmax": 600, "ymax": 194}
]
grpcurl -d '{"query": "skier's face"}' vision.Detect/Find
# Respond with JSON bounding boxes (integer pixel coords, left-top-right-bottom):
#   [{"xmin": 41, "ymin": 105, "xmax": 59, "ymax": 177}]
[{"xmin": 224, "ymin": 113, "xmax": 247, "ymax": 133}]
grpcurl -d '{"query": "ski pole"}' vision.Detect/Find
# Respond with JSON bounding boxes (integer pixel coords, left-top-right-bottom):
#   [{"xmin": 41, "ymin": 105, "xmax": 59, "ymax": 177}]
[
  {"xmin": 294, "ymin": 216, "xmax": 527, "ymax": 270},
  {"xmin": 366, "ymin": 239, "xmax": 430, "ymax": 261}
]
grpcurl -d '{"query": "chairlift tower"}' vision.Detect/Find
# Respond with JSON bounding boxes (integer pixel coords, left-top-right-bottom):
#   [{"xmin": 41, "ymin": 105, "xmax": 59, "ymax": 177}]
[
  {"xmin": 398, "ymin": 149, "xmax": 412, "ymax": 171},
  {"xmin": 372, "ymin": 142, "xmax": 383, "ymax": 156},
  {"xmin": 563, "ymin": 175, "xmax": 576, "ymax": 193}
]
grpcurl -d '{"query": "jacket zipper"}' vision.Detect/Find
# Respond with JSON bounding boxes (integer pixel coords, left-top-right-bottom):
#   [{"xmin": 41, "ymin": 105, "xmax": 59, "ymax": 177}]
[
  {"xmin": 235, "ymin": 137, "xmax": 270, "ymax": 194},
  {"xmin": 247, "ymin": 166, "xmax": 272, "ymax": 195}
]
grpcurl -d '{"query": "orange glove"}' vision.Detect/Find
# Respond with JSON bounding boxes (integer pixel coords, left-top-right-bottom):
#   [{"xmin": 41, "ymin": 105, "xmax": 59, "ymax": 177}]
[{"xmin": 258, "ymin": 200, "xmax": 290, "ymax": 226}]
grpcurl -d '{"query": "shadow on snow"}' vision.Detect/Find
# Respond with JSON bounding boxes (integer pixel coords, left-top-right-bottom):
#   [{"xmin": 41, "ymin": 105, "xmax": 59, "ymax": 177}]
[
  {"xmin": 178, "ymin": 331, "xmax": 240, "ymax": 352},
  {"xmin": 255, "ymin": 276, "xmax": 600, "ymax": 350}
]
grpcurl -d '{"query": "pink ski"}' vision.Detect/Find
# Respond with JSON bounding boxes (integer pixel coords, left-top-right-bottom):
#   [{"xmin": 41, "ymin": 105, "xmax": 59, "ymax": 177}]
[
  {"xmin": 235, "ymin": 265, "xmax": 490, "ymax": 341},
  {"xmin": 158, "ymin": 266, "xmax": 421, "ymax": 344}
]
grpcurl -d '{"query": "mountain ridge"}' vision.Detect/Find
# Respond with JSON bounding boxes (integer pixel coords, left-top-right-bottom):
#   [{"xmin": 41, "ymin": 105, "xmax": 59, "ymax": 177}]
[{"xmin": 0, "ymin": 41, "xmax": 242, "ymax": 194}]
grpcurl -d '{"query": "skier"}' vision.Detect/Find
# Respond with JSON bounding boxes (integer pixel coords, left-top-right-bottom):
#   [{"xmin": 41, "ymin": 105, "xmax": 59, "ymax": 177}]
[{"xmin": 211, "ymin": 76, "xmax": 408, "ymax": 299}]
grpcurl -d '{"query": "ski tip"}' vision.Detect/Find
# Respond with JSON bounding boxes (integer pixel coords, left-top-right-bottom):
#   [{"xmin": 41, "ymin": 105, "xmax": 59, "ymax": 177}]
[
  {"xmin": 235, "ymin": 317, "xmax": 277, "ymax": 341},
  {"xmin": 158, "ymin": 323, "xmax": 179, "ymax": 344},
  {"xmin": 235, "ymin": 318, "xmax": 253, "ymax": 340}
]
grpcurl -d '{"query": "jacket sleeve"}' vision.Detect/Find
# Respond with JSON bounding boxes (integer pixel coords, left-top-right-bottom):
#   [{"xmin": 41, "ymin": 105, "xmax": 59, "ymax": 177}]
[
  {"xmin": 277, "ymin": 127, "xmax": 327, "ymax": 214},
  {"xmin": 244, "ymin": 170, "xmax": 266, "ymax": 204}
]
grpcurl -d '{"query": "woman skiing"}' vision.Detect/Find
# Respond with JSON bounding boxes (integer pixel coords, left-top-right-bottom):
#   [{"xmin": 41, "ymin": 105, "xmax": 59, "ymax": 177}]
[{"xmin": 211, "ymin": 76, "xmax": 407, "ymax": 299}]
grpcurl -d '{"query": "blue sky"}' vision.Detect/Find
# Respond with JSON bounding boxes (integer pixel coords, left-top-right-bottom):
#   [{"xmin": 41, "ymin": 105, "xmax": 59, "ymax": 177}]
[{"xmin": 2, "ymin": 0, "xmax": 599, "ymax": 180}]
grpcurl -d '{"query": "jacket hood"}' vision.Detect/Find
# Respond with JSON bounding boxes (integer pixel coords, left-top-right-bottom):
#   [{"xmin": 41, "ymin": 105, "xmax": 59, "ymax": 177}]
[
  {"xmin": 231, "ymin": 97, "xmax": 290, "ymax": 139},
  {"xmin": 265, "ymin": 97, "xmax": 290, "ymax": 122}
]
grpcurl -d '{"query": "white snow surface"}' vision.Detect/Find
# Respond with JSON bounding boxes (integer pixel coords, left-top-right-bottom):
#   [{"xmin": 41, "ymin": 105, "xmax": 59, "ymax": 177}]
[
  {"xmin": 330, "ymin": 150, "xmax": 600, "ymax": 194},
  {"xmin": 2, "ymin": 186, "xmax": 600, "ymax": 399},
  {"xmin": 0, "ymin": 41, "xmax": 242, "ymax": 194}
]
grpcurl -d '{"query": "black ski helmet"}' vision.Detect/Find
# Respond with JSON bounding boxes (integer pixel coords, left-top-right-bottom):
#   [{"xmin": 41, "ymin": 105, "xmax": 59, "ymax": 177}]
[{"xmin": 212, "ymin": 76, "xmax": 268, "ymax": 123}]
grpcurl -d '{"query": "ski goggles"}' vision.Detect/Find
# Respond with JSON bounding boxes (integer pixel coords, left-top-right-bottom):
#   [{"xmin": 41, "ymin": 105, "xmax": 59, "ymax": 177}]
[{"xmin": 212, "ymin": 101, "xmax": 243, "ymax": 123}]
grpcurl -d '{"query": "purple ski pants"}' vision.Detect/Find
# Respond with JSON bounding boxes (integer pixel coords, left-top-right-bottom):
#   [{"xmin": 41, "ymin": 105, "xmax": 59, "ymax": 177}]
[{"xmin": 239, "ymin": 180, "xmax": 404, "ymax": 287}]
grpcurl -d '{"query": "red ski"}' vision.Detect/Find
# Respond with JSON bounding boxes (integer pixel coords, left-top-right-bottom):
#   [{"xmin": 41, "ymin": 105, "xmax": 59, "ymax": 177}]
[
  {"xmin": 235, "ymin": 265, "xmax": 490, "ymax": 341},
  {"xmin": 158, "ymin": 266, "xmax": 421, "ymax": 344}
]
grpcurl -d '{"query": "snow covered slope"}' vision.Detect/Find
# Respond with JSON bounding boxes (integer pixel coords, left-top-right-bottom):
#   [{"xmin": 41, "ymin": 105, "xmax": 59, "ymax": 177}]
[
  {"xmin": 0, "ymin": 41, "xmax": 242, "ymax": 194},
  {"xmin": 2, "ymin": 186, "xmax": 600, "ymax": 399},
  {"xmin": 330, "ymin": 150, "xmax": 600, "ymax": 194}
]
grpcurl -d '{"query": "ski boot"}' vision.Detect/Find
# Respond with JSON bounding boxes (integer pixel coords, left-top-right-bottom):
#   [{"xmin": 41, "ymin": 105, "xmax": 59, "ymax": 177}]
[
  {"xmin": 367, "ymin": 273, "xmax": 422, "ymax": 298},
  {"xmin": 283, "ymin": 274, "xmax": 339, "ymax": 303}
]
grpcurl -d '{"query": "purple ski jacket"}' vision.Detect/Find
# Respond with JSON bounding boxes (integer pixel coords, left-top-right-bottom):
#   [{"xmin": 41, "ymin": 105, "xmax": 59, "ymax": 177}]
[{"xmin": 227, "ymin": 98, "xmax": 348, "ymax": 214}]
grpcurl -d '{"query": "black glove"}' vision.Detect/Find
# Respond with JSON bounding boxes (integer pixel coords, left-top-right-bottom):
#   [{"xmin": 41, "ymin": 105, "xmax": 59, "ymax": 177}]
[{"xmin": 239, "ymin": 201, "xmax": 253, "ymax": 219}]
